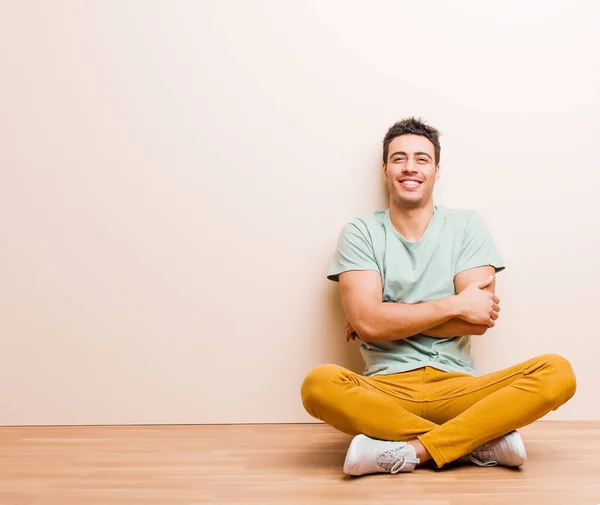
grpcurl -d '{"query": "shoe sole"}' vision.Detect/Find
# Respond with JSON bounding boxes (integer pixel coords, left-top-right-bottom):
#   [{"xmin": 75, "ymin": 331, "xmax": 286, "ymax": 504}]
[{"xmin": 343, "ymin": 434, "xmax": 368, "ymax": 476}]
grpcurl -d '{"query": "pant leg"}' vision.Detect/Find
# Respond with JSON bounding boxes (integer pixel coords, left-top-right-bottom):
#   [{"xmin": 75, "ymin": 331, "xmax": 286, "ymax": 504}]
[
  {"xmin": 301, "ymin": 364, "xmax": 438, "ymax": 441},
  {"xmin": 418, "ymin": 354, "xmax": 577, "ymax": 467}
]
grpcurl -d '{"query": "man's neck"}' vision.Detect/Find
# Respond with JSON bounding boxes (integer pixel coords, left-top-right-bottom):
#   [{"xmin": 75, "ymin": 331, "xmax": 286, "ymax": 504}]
[{"xmin": 389, "ymin": 202, "xmax": 435, "ymax": 242}]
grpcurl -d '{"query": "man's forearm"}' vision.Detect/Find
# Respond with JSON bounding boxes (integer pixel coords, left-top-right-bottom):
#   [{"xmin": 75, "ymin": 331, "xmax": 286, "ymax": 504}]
[
  {"xmin": 422, "ymin": 318, "xmax": 488, "ymax": 338},
  {"xmin": 358, "ymin": 296, "xmax": 461, "ymax": 342}
]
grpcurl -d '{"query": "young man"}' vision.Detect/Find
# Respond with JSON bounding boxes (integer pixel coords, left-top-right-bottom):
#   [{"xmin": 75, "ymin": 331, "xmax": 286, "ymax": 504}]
[{"xmin": 301, "ymin": 118, "xmax": 576, "ymax": 476}]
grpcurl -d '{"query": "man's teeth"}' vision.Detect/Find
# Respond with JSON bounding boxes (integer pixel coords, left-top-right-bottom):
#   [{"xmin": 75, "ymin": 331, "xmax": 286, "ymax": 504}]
[{"xmin": 401, "ymin": 180, "xmax": 420, "ymax": 187}]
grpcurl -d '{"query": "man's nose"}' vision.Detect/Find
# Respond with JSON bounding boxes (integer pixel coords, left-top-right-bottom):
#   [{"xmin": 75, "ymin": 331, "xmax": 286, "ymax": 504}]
[{"xmin": 402, "ymin": 159, "xmax": 418, "ymax": 173}]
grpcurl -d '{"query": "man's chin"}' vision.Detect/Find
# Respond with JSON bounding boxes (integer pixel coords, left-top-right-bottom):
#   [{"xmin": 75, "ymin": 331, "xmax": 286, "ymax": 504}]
[{"xmin": 392, "ymin": 194, "xmax": 425, "ymax": 210}]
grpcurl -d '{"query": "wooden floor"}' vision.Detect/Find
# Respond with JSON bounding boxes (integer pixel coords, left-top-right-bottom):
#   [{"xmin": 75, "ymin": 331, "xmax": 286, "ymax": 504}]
[{"xmin": 0, "ymin": 422, "xmax": 598, "ymax": 505}]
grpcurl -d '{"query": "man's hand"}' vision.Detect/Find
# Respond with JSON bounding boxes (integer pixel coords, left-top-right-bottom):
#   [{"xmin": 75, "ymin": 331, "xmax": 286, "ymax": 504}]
[
  {"xmin": 344, "ymin": 318, "xmax": 358, "ymax": 342},
  {"xmin": 454, "ymin": 275, "xmax": 500, "ymax": 327}
]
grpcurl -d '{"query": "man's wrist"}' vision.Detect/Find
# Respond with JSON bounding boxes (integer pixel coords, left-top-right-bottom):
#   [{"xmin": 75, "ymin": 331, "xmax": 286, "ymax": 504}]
[{"xmin": 438, "ymin": 295, "xmax": 462, "ymax": 320}]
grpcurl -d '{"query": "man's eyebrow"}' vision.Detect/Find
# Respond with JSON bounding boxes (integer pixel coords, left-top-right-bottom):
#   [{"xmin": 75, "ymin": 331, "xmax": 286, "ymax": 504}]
[{"xmin": 389, "ymin": 151, "xmax": 432, "ymax": 159}]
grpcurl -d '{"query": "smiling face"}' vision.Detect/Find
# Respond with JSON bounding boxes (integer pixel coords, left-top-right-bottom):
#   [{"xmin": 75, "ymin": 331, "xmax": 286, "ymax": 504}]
[{"xmin": 382, "ymin": 134, "xmax": 440, "ymax": 210}]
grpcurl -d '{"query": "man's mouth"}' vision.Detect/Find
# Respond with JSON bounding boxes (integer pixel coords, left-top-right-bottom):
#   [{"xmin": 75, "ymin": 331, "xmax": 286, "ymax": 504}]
[{"xmin": 398, "ymin": 178, "xmax": 423, "ymax": 189}]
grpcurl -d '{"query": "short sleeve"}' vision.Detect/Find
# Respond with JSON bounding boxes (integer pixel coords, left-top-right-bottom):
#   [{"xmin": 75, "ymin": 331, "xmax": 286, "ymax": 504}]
[
  {"xmin": 455, "ymin": 212, "xmax": 505, "ymax": 275},
  {"xmin": 327, "ymin": 220, "xmax": 380, "ymax": 282}
]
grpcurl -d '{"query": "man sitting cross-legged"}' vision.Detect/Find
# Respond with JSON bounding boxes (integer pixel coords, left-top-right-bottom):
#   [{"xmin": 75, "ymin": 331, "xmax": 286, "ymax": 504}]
[{"xmin": 301, "ymin": 117, "xmax": 576, "ymax": 476}]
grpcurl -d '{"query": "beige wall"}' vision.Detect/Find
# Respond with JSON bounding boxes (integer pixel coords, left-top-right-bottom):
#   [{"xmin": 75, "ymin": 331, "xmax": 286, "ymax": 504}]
[{"xmin": 1, "ymin": 1, "xmax": 599, "ymax": 425}]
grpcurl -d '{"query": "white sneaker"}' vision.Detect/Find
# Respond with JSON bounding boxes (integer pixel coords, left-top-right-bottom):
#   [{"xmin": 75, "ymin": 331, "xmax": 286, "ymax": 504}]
[
  {"xmin": 462, "ymin": 431, "xmax": 527, "ymax": 467},
  {"xmin": 343, "ymin": 434, "xmax": 420, "ymax": 476}
]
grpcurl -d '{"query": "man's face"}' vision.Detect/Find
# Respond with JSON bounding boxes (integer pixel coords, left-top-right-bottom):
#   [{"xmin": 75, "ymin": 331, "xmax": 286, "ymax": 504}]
[{"xmin": 382, "ymin": 134, "xmax": 439, "ymax": 209}]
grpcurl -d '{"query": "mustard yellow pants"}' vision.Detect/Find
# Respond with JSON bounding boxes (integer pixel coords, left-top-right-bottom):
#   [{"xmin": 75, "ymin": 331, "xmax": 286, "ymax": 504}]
[{"xmin": 301, "ymin": 354, "xmax": 576, "ymax": 467}]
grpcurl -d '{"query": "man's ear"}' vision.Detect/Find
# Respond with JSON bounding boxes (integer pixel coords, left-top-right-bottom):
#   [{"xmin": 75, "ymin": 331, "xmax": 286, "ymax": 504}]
[
  {"xmin": 382, "ymin": 162, "xmax": 388, "ymax": 182},
  {"xmin": 434, "ymin": 164, "xmax": 440, "ymax": 182}
]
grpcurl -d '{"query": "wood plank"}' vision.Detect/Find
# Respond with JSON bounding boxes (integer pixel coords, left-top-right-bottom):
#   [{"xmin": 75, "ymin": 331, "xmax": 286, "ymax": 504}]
[{"xmin": 0, "ymin": 422, "xmax": 597, "ymax": 505}]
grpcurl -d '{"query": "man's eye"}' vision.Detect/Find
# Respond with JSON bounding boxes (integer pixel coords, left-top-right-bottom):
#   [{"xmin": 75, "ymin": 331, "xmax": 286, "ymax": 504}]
[
  {"xmin": 394, "ymin": 158, "xmax": 405, "ymax": 162},
  {"xmin": 418, "ymin": 158, "xmax": 427, "ymax": 163}
]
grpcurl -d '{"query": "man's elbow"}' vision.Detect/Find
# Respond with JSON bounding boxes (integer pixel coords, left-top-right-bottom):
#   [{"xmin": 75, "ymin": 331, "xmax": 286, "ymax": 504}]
[
  {"xmin": 472, "ymin": 325, "xmax": 488, "ymax": 336},
  {"xmin": 355, "ymin": 325, "xmax": 376, "ymax": 343},
  {"xmin": 353, "ymin": 319, "xmax": 381, "ymax": 343},
  {"xmin": 357, "ymin": 322, "xmax": 402, "ymax": 342}
]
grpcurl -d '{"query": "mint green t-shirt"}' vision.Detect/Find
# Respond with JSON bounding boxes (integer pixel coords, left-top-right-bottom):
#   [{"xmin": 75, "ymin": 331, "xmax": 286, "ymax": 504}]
[{"xmin": 327, "ymin": 206, "xmax": 504, "ymax": 377}]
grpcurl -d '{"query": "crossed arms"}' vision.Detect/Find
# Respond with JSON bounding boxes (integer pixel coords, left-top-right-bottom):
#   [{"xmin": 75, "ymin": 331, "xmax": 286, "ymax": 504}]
[{"xmin": 340, "ymin": 266, "xmax": 501, "ymax": 343}]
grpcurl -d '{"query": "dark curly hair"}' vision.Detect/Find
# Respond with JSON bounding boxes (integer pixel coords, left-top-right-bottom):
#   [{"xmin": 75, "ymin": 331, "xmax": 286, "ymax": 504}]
[{"xmin": 382, "ymin": 117, "xmax": 441, "ymax": 165}]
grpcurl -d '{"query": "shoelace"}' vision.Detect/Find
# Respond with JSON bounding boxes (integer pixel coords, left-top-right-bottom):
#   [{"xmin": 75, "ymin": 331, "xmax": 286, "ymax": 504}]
[
  {"xmin": 468, "ymin": 443, "xmax": 498, "ymax": 467},
  {"xmin": 377, "ymin": 445, "xmax": 421, "ymax": 474}
]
